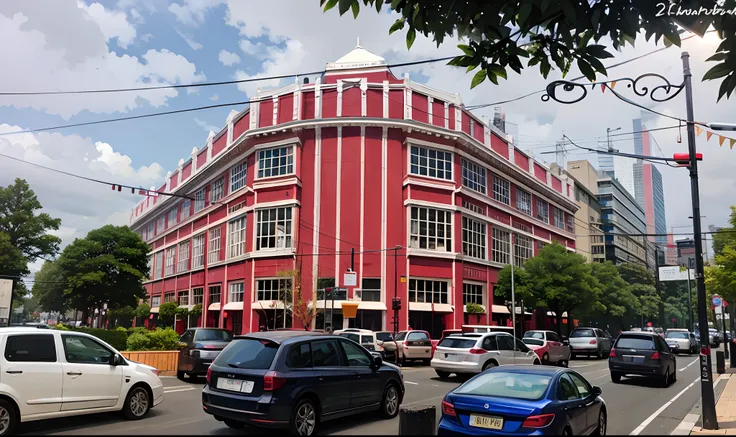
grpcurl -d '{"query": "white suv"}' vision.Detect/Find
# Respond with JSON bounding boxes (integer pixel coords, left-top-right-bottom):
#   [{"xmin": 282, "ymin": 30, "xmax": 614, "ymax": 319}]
[{"xmin": 0, "ymin": 327, "xmax": 164, "ymax": 435}]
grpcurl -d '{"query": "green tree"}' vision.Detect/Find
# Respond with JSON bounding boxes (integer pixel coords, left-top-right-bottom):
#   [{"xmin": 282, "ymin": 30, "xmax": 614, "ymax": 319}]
[
  {"xmin": 32, "ymin": 261, "xmax": 69, "ymax": 314},
  {"xmin": 712, "ymin": 206, "xmax": 736, "ymax": 258},
  {"xmin": 57, "ymin": 225, "xmax": 149, "ymax": 324},
  {"xmin": 586, "ymin": 261, "xmax": 638, "ymax": 331},
  {"xmin": 158, "ymin": 302, "xmax": 179, "ymax": 327},
  {"xmin": 323, "ymin": 0, "xmax": 736, "ymax": 100},
  {"xmin": 617, "ymin": 262, "xmax": 660, "ymax": 328}
]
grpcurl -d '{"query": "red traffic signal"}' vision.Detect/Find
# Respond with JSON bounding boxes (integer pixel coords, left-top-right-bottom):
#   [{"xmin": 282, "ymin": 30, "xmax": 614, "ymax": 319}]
[{"xmin": 673, "ymin": 153, "xmax": 703, "ymax": 166}]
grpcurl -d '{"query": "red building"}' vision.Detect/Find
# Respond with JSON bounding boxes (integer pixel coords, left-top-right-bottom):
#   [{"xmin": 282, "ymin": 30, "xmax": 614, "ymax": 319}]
[{"xmin": 130, "ymin": 44, "xmax": 579, "ymax": 337}]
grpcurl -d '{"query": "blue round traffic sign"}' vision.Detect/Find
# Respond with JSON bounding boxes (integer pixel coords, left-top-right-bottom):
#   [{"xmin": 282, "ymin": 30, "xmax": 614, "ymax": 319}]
[{"xmin": 713, "ymin": 296, "xmax": 722, "ymax": 306}]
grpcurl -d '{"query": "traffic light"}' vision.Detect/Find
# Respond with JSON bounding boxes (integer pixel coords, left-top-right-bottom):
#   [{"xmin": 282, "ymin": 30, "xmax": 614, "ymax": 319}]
[
  {"xmin": 392, "ymin": 297, "xmax": 401, "ymax": 311},
  {"xmin": 673, "ymin": 153, "xmax": 703, "ymax": 167}
]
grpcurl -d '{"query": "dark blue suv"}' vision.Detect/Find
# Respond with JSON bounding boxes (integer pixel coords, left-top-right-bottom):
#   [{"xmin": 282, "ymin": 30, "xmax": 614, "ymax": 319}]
[{"xmin": 201, "ymin": 331, "xmax": 405, "ymax": 436}]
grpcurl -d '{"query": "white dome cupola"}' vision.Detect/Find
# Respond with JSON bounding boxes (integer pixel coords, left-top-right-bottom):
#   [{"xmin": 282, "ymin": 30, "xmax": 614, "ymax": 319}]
[{"xmin": 325, "ymin": 38, "xmax": 388, "ymax": 72}]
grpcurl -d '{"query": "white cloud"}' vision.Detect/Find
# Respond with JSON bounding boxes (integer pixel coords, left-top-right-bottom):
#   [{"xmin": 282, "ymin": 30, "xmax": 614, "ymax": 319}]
[
  {"xmin": 0, "ymin": 124, "xmax": 165, "ymax": 275},
  {"xmin": 77, "ymin": 1, "xmax": 137, "ymax": 49},
  {"xmin": 175, "ymin": 28, "xmax": 203, "ymax": 50},
  {"xmin": 218, "ymin": 49, "xmax": 241, "ymax": 66},
  {"xmin": 0, "ymin": 1, "xmax": 206, "ymax": 119},
  {"xmin": 194, "ymin": 117, "xmax": 218, "ymax": 132},
  {"xmin": 168, "ymin": 0, "xmax": 222, "ymax": 26}
]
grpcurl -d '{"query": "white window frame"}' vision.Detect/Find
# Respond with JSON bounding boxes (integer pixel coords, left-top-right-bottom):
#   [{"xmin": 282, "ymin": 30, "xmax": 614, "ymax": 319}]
[
  {"xmin": 208, "ymin": 227, "xmax": 221, "ymax": 264},
  {"xmin": 194, "ymin": 188, "xmax": 206, "ymax": 212},
  {"xmin": 256, "ymin": 278, "xmax": 292, "ymax": 301},
  {"xmin": 462, "ymin": 201, "xmax": 486, "ymax": 215},
  {"xmin": 209, "ymin": 285, "xmax": 222, "ymax": 303},
  {"xmin": 462, "ymin": 216, "xmax": 486, "ymax": 260},
  {"xmin": 409, "ymin": 206, "xmax": 452, "ymax": 252},
  {"xmin": 177, "ymin": 241, "xmax": 190, "ymax": 272},
  {"xmin": 191, "ymin": 234, "xmax": 205, "ymax": 269},
  {"xmin": 178, "ymin": 291, "xmax": 190, "ymax": 306},
  {"xmin": 228, "ymin": 215, "xmax": 246, "ymax": 258},
  {"xmin": 192, "ymin": 287, "xmax": 204, "ymax": 305},
  {"xmin": 164, "ymin": 292, "xmax": 176, "ymax": 303},
  {"xmin": 229, "ymin": 282, "xmax": 245, "ymax": 303},
  {"xmin": 155, "ymin": 216, "xmax": 165, "ymax": 235},
  {"xmin": 154, "ymin": 251, "xmax": 163, "ymax": 279},
  {"xmin": 461, "ymin": 159, "xmax": 487, "ymax": 194},
  {"xmin": 210, "ymin": 178, "xmax": 224, "ymax": 203},
  {"xmin": 567, "ymin": 214, "xmax": 575, "ymax": 233},
  {"xmin": 463, "ymin": 283, "xmax": 484, "ymax": 306},
  {"xmin": 257, "ymin": 145, "xmax": 294, "ymax": 179},
  {"xmin": 554, "ymin": 207, "xmax": 565, "ymax": 229},
  {"xmin": 536, "ymin": 198, "xmax": 549, "ymax": 223},
  {"xmin": 256, "ymin": 207, "xmax": 293, "ymax": 250},
  {"xmin": 180, "ymin": 200, "xmax": 191, "ymax": 221},
  {"xmin": 164, "ymin": 247, "xmax": 176, "ymax": 276},
  {"xmin": 514, "ymin": 234, "xmax": 533, "ymax": 266},
  {"xmin": 409, "ymin": 145, "xmax": 453, "ymax": 181},
  {"xmin": 147, "ymin": 256, "xmax": 153, "ymax": 279},
  {"xmin": 230, "ymin": 161, "xmax": 247, "ymax": 192},
  {"xmin": 145, "ymin": 222, "xmax": 154, "ymax": 240},
  {"xmin": 166, "ymin": 208, "xmax": 177, "ymax": 228},
  {"xmin": 151, "ymin": 296, "xmax": 161, "ymax": 307},
  {"xmin": 408, "ymin": 279, "xmax": 449, "ymax": 304},
  {"xmin": 492, "ymin": 228, "xmax": 510, "ymax": 265},
  {"xmin": 493, "ymin": 176, "xmax": 510, "ymax": 205},
  {"xmin": 516, "ymin": 188, "xmax": 532, "ymax": 216}
]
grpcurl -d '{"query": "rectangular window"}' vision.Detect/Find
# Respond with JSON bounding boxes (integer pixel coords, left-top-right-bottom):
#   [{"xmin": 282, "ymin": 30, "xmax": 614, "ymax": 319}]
[
  {"xmin": 194, "ymin": 188, "xmax": 206, "ymax": 212},
  {"xmin": 493, "ymin": 176, "xmax": 510, "ymax": 205},
  {"xmin": 154, "ymin": 251, "xmax": 164, "ymax": 279},
  {"xmin": 514, "ymin": 234, "xmax": 533, "ymax": 266},
  {"xmin": 178, "ymin": 291, "xmax": 189, "ymax": 306},
  {"xmin": 156, "ymin": 216, "xmax": 165, "ymax": 235},
  {"xmin": 516, "ymin": 188, "xmax": 532, "ymax": 216},
  {"xmin": 180, "ymin": 200, "xmax": 191, "ymax": 221},
  {"xmin": 228, "ymin": 216, "xmax": 246, "ymax": 258},
  {"xmin": 256, "ymin": 279, "xmax": 292, "ymax": 301},
  {"xmin": 256, "ymin": 207, "xmax": 293, "ymax": 250},
  {"xmin": 257, "ymin": 146, "xmax": 294, "ymax": 178},
  {"xmin": 553, "ymin": 207, "xmax": 565, "ymax": 229},
  {"xmin": 5, "ymin": 335, "xmax": 57, "ymax": 362},
  {"xmin": 462, "ymin": 159, "xmax": 486, "ymax": 194},
  {"xmin": 408, "ymin": 279, "xmax": 448, "ymax": 304},
  {"xmin": 164, "ymin": 247, "xmax": 176, "ymax": 276},
  {"xmin": 147, "ymin": 256, "xmax": 153, "ymax": 279},
  {"xmin": 208, "ymin": 227, "xmax": 221, "ymax": 264},
  {"xmin": 192, "ymin": 287, "xmax": 204, "ymax": 305},
  {"xmin": 463, "ymin": 283, "xmax": 484, "ymax": 306},
  {"xmin": 151, "ymin": 296, "xmax": 161, "ymax": 307},
  {"xmin": 230, "ymin": 162, "xmax": 247, "ymax": 192},
  {"xmin": 167, "ymin": 208, "xmax": 177, "ymax": 228},
  {"xmin": 409, "ymin": 145, "xmax": 452, "ymax": 181},
  {"xmin": 492, "ymin": 228, "xmax": 510, "ymax": 265},
  {"xmin": 145, "ymin": 222, "xmax": 154, "ymax": 240},
  {"xmin": 209, "ymin": 285, "xmax": 221, "ymax": 304},
  {"xmin": 360, "ymin": 278, "xmax": 381, "ymax": 302},
  {"xmin": 567, "ymin": 214, "xmax": 575, "ymax": 233},
  {"xmin": 462, "ymin": 201, "xmax": 486, "ymax": 215},
  {"xmin": 229, "ymin": 282, "xmax": 245, "ymax": 303},
  {"xmin": 191, "ymin": 234, "xmax": 205, "ymax": 269},
  {"xmin": 164, "ymin": 292, "xmax": 175, "ymax": 303},
  {"xmin": 409, "ymin": 206, "xmax": 452, "ymax": 252},
  {"xmin": 462, "ymin": 216, "xmax": 486, "ymax": 260},
  {"xmin": 210, "ymin": 178, "xmax": 224, "ymax": 203},
  {"xmin": 536, "ymin": 198, "xmax": 549, "ymax": 223},
  {"xmin": 177, "ymin": 241, "xmax": 190, "ymax": 272}
]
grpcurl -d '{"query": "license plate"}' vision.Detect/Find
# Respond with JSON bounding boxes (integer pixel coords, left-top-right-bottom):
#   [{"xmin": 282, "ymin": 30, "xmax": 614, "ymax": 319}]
[
  {"xmin": 216, "ymin": 378, "xmax": 254, "ymax": 393},
  {"xmin": 469, "ymin": 414, "xmax": 504, "ymax": 430},
  {"xmin": 445, "ymin": 353, "xmax": 461, "ymax": 361}
]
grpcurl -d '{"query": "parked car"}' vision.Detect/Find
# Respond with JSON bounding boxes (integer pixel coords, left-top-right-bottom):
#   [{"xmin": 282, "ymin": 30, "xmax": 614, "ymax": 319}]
[
  {"xmin": 0, "ymin": 327, "xmax": 163, "ymax": 435},
  {"xmin": 176, "ymin": 328, "xmax": 233, "ymax": 380},
  {"xmin": 522, "ymin": 330, "xmax": 572, "ymax": 367},
  {"xmin": 609, "ymin": 331, "xmax": 677, "ymax": 386},
  {"xmin": 335, "ymin": 329, "xmax": 398, "ymax": 362},
  {"xmin": 664, "ymin": 329, "xmax": 698, "ymax": 354},
  {"xmin": 437, "ymin": 366, "xmax": 606, "ymax": 436},
  {"xmin": 709, "ymin": 328, "xmax": 722, "ymax": 347},
  {"xmin": 568, "ymin": 328, "xmax": 613, "ymax": 359},
  {"xmin": 201, "ymin": 330, "xmax": 405, "ymax": 436},
  {"xmin": 432, "ymin": 329, "xmax": 463, "ymax": 358},
  {"xmin": 431, "ymin": 333, "xmax": 541, "ymax": 379},
  {"xmin": 394, "ymin": 330, "xmax": 432, "ymax": 365}
]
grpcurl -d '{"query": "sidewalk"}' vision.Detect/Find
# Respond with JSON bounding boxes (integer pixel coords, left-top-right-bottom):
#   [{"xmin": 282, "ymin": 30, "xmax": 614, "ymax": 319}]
[{"xmin": 691, "ymin": 374, "xmax": 736, "ymax": 435}]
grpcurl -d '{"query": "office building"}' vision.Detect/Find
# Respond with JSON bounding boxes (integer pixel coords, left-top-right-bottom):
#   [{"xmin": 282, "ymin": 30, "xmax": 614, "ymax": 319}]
[{"xmin": 598, "ymin": 173, "xmax": 649, "ymax": 266}]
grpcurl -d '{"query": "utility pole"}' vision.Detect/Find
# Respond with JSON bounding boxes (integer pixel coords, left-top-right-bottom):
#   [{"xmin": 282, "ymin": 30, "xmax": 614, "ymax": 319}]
[
  {"xmin": 554, "ymin": 138, "xmax": 568, "ymax": 167},
  {"xmin": 683, "ymin": 51, "xmax": 718, "ymax": 430}
]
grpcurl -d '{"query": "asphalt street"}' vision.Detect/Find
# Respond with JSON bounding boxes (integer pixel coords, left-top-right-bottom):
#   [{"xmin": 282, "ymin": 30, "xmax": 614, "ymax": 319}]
[{"xmin": 17, "ymin": 353, "xmax": 718, "ymax": 435}]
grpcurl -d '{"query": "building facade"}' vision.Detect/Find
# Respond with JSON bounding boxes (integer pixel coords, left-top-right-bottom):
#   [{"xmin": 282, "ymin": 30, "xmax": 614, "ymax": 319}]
[
  {"xmin": 632, "ymin": 117, "xmax": 668, "ymax": 247},
  {"xmin": 129, "ymin": 45, "xmax": 578, "ymax": 337},
  {"xmin": 561, "ymin": 160, "xmax": 605, "ymax": 263},
  {"xmin": 597, "ymin": 173, "xmax": 648, "ymax": 266}
]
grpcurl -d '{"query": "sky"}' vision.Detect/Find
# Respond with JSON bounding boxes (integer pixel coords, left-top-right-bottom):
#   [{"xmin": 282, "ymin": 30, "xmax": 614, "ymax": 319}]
[{"xmin": 1, "ymin": 0, "xmax": 735, "ymax": 279}]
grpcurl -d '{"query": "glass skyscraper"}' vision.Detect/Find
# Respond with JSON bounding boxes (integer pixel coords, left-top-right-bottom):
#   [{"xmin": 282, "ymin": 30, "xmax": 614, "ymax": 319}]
[{"xmin": 632, "ymin": 117, "xmax": 668, "ymax": 248}]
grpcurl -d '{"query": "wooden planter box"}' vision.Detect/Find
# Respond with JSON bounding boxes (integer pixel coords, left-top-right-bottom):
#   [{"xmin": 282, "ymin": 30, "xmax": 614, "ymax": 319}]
[{"xmin": 121, "ymin": 351, "xmax": 179, "ymax": 376}]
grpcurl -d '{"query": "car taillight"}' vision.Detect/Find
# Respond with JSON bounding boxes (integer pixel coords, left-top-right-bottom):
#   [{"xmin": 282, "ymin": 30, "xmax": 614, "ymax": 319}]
[
  {"xmin": 590, "ymin": 340, "xmax": 597, "ymax": 345},
  {"xmin": 609, "ymin": 348, "xmax": 616, "ymax": 358},
  {"xmin": 651, "ymin": 352, "xmax": 660, "ymax": 360},
  {"xmin": 522, "ymin": 414, "xmax": 555, "ymax": 428},
  {"xmin": 441, "ymin": 400, "xmax": 456, "ymax": 417},
  {"xmin": 206, "ymin": 367, "xmax": 212, "ymax": 384},
  {"xmin": 263, "ymin": 371, "xmax": 286, "ymax": 391},
  {"xmin": 469, "ymin": 348, "xmax": 486, "ymax": 355},
  {"xmin": 150, "ymin": 368, "xmax": 160, "ymax": 377},
  {"xmin": 403, "ymin": 343, "xmax": 409, "ymax": 349}
]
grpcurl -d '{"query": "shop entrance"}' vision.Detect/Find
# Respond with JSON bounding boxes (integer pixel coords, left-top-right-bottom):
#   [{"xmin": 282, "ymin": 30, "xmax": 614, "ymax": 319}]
[{"xmin": 408, "ymin": 311, "xmax": 446, "ymax": 339}]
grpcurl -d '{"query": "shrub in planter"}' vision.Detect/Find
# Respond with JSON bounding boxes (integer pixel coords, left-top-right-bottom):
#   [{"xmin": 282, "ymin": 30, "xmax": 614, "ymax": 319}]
[
  {"xmin": 128, "ymin": 326, "xmax": 148, "ymax": 336},
  {"xmin": 75, "ymin": 327, "xmax": 128, "ymax": 351},
  {"xmin": 126, "ymin": 332, "xmax": 152, "ymax": 351},
  {"xmin": 146, "ymin": 328, "xmax": 180, "ymax": 351}
]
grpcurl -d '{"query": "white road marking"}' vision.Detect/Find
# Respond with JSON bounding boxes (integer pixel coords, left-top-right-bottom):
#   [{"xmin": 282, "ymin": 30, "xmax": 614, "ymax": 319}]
[
  {"xmin": 164, "ymin": 386, "xmax": 196, "ymax": 394},
  {"xmin": 679, "ymin": 358, "xmax": 699, "ymax": 372},
  {"xmin": 630, "ymin": 377, "xmax": 700, "ymax": 435},
  {"xmin": 404, "ymin": 381, "xmax": 419, "ymax": 385},
  {"xmin": 569, "ymin": 363, "xmax": 598, "ymax": 368}
]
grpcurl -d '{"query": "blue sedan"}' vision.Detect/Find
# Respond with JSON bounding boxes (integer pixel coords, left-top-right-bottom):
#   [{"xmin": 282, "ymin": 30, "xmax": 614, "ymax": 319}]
[{"xmin": 437, "ymin": 366, "xmax": 606, "ymax": 436}]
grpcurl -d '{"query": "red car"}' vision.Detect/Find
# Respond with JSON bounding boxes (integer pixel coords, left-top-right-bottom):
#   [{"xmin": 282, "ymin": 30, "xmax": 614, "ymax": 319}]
[{"xmin": 522, "ymin": 330, "xmax": 572, "ymax": 366}]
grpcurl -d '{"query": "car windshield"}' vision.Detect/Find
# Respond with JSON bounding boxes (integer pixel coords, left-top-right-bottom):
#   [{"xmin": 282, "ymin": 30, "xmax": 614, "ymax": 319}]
[
  {"xmin": 455, "ymin": 372, "xmax": 552, "ymax": 401},
  {"xmin": 522, "ymin": 338, "xmax": 544, "ymax": 346},
  {"xmin": 570, "ymin": 329, "xmax": 594, "ymax": 338},
  {"xmin": 438, "ymin": 338, "xmax": 477, "ymax": 349},
  {"xmin": 194, "ymin": 329, "xmax": 233, "ymax": 342},
  {"xmin": 376, "ymin": 332, "xmax": 393, "ymax": 342},
  {"xmin": 666, "ymin": 332, "xmax": 689, "ymax": 339},
  {"xmin": 394, "ymin": 332, "xmax": 407, "ymax": 341},
  {"xmin": 213, "ymin": 338, "xmax": 279, "ymax": 369},
  {"xmin": 616, "ymin": 335, "xmax": 655, "ymax": 350},
  {"xmin": 524, "ymin": 331, "xmax": 545, "ymax": 339}
]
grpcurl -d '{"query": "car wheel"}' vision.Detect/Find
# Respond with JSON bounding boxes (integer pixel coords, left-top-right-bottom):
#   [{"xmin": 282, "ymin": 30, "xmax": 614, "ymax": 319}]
[
  {"xmin": 672, "ymin": 368, "xmax": 677, "ymax": 383},
  {"xmin": 380, "ymin": 383, "xmax": 400, "ymax": 419},
  {"xmin": 176, "ymin": 370, "xmax": 186, "ymax": 380},
  {"xmin": 611, "ymin": 372, "xmax": 622, "ymax": 383},
  {"xmin": 596, "ymin": 348, "xmax": 603, "ymax": 359},
  {"xmin": 661, "ymin": 368, "xmax": 670, "ymax": 387},
  {"xmin": 290, "ymin": 398, "xmax": 318, "ymax": 436},
  {"xmin": 542, "ymin": 353, "xmax": 550, "ymax": 364},
  {"xmin": 533, "ymin": 359, "xmax": 541, "ymax": 365},
  {"xmin": 0, "ymin": 399, "xmax": 18, "ymax": 436},
  {"xmin": 482, "ymin": 361, "xmax": 496, "ymax": 371},
  {"xmin": 423, "ymin": 359, "xmax": 431, "ymax": 366},
  {"xmin": 122, "ymin": 386, "xmax": 151, "ymax": 420},
  {"xmin": 571, "ymin": 353, "xmax": 577, "ymax": 360},
  {"xmin": 594, "ymin": 408, "xmax": 607, "ymax": 436},
  {"xmin": 558, "ymin": 359, "xmax": 569, "ymax": 368},
  {"xmin": 224, "ymin": 419, "xmax": 245, "ymax": 429},
  {"xmin": 435, "ymin": 370, "xmax": 451, "ymax": 379}
]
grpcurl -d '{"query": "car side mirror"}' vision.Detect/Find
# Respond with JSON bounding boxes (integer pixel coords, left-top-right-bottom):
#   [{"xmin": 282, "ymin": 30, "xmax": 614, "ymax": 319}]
[
  {"xmin": 110, "ymin": 354, "xmax": 124, "ymax": 366},
  {"xmin": 178, "ymin": 342, "xmax": 188, "ymax": 349},
  {"xmin": 562, "ymin": 340, "xmax": 570, "ymax": 346},
  {"xmin": 592, "ymin": 386, "xmax": 602, "ymax": 397},
  {"xmin": 370, "ymin": 352, "xmax": 383, "ymax": 367}
]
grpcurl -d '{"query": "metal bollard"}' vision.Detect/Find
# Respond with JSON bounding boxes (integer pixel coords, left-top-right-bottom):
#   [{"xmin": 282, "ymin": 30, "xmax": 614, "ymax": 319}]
[
  {"xmin": 731, "ymin": 341, "xmax": 736, "ymax": 368},
  {"xmin": 398, "ymin": 405, "xmax": 436, "ymax": 436},
  {"xmin": 717, "ymin": 350, "xmax": 726, "ymax": 374}
]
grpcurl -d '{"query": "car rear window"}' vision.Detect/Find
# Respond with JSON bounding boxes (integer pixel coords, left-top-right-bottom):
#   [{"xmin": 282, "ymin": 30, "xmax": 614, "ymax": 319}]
[
  {"xmin": 524, "ymin": 331, "xmax": 544, "ymax": 339},
  {"xmin": 570, "ymin": 329, "xmax": 594, "ymax": 338},
  {"xmin": 438, "ymin": 337, "xmax": 477, "ymax": 348},
  {"xmin": 361, "ymin": 335, "xmax": 373, "ymax": 344},
  {"xmin": 666, "ymin": 332, "xmax": 689, "ymax": 339},
  {"xmin": 213, "ymin": 338, "xmax": 279, "ymax": 369},
  {"xmin": 522, "ymin": 338, "xmax": 544, "ymax": 346},
  {"xmin": 376, "ymin": 332, "xmax": 393, "ymax": 341},
  {"xmin": 340, "ymin": 333, "xmax": 360, "ymax": 343},
  {"xmin": 616, "ymin": 335, "xmax": 655, "ymax": 350},
  {"xmin": 407, "ymin": 332, "xmax": 429, "ymax": 341},
  {"xmin": 194, "ymin": 329, "xmax": 233, "ymax": 342},
  {"xmin": 455, "ymin": 372, "xmax": 552, "ymax": 400}
]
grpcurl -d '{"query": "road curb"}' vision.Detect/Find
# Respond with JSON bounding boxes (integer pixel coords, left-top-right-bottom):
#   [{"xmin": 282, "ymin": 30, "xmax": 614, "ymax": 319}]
[{"xmin": 670, "ymin": 374, "xmax": 729, "ymax": 435}]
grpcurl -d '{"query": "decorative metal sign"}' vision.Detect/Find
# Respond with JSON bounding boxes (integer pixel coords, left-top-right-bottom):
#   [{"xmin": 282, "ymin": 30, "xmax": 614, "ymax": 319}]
[{"xmin": 542, "ymin": 74, "xmax": 686, "ymax": 104}]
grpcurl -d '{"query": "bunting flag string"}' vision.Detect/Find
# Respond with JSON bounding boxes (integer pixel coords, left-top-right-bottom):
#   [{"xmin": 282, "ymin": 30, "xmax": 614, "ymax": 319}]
[
  {"xmin": 696, "ymin": 126, "xmax": 703, "ymax": 136},
  {"xmin": 707, "ymin": 131, "xmax": 713, "ymax": 141},
  {"xmin": 719, "ymin": 136, "xmax": 726, "ymax": 147}
]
